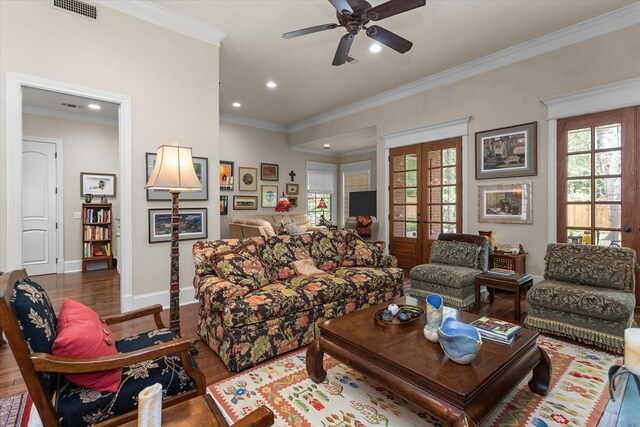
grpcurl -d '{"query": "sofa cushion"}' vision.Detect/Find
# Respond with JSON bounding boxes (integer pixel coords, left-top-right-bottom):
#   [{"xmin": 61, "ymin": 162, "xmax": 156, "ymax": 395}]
[
  {"xmin": 429, "ymin": 240, "xmax": 480, "ymax": 269},
  {"xmin": 210, "ymin": 242, "xmax": 269, "ymax": 291},
  {"xmin": 193, "ymin": 237, "xmax": 265, "ymax": 276},
  {"xmin": 260, "ymin": 234, "xmax": 314, "ymax": 280},
  {"xmin": 410, "ymin": 263, "xmax": 478, "ymax": 289},
  {"xmin": 544, "ymin": 243, "xmax": 636, "ymax": 292},
  {"xmin": 223, "ymin": 283, "xmax": 312, "ymax": 328},
  {"xmin": 311, "ymin": 230, "xmax": 346, "ymax": 271},
  {"xmin": 527, "ymin": 279, "xmax": 635, "ymax": 322},
  {"xmin": 197, "ymin": 276, "xmax": 253, "ymax": 313},
  {"xmin": 332, "ymin": 267, "xmax": 404, "ymax": 294},
  {"xmin": 284, "ymin": 274, "xmax": 353, "ymax": 305},
  {"xmin": 340, "ymin": 233, "xmax": 384, "ymax": 268}
]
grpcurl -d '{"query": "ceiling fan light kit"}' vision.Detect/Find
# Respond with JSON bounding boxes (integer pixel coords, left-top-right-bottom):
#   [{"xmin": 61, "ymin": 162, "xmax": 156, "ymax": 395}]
[{"xmin": 283, "ymin": 0, "xmax": 426, "ymax": 66}]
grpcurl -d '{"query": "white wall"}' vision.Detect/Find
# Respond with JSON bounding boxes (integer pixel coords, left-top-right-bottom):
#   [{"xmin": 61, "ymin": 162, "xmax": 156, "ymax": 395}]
[
  {"xmin": 1, "ymin": 2, "xmax": 220, "ymax": 300},
  {"xmin": 22, "ymin": 113, "xmax": 119, "ymax": 266},
  {"xmin": 219, "ymin": 121, "xmax": 336, "ymax": 238},
  {"xmin": 289, "ymin": 25, "xmax": 640, "ymax": 277}
]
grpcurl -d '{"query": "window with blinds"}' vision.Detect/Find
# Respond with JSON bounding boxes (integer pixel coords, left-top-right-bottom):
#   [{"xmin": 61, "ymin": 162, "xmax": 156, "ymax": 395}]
[{"xmin": 306, "ymin": 162, "xmax": 337, "ymax": 225}]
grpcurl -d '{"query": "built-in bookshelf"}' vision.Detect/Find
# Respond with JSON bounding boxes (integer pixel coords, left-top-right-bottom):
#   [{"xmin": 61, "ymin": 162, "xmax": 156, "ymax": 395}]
[{"xmin": 82, "ymin": 203, "xmax": 113, "ymax": 272}]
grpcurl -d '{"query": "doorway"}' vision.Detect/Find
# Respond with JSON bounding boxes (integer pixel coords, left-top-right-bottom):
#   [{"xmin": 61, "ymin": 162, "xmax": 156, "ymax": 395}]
[{"xmin": 389, "ymin": 137, "xmax": 463, "ymax": 268}]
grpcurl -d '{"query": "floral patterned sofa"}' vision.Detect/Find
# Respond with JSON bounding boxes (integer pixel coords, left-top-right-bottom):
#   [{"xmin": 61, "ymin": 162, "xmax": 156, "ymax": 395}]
[
  {"xmin": 192, "ymin": 230, "xmax": 403, "ymax": 371},
  {"xmin": 525, "ymin": 243, "xmax": 637, "ymax": 354}
]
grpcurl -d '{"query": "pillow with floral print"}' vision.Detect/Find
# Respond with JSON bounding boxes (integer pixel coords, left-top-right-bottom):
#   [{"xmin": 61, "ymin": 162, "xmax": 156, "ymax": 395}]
[
  {"xmin": 210, "ymin": 242, "xmax": 270, "ymax": 292},
  {"xmin": 339, "ymin": 232, "xmax": 384, "ymax": 268}
]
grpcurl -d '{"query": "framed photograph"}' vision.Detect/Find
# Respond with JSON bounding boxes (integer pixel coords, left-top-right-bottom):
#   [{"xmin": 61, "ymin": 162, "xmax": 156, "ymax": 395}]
[
  {"xmin": 148, "ymin": 207, "xmax": 207, "ymax": 243},
  {"xmin": 478, "ymin": 183, "xmax": 532, "ymax": 224},
  {"xmin": 286, "ymin": 183, "xmax": 299, "ymax": 195},
  {"xmin": 287, "ymin": 197, "xmax": 298, "ymax": 208},
  {"xmin": 233, "ymin": 195, "xmax": 258, "ymax": 210},
  {"xmin": 475, "ymin": 122, "xmax": 537, "ymax": 179},
  {"xmin": 261, "ymin": 185, "xmax": 278, "ymax": 208},
  {"xmin": 146, "ymin": 153, "xmax": 208, "ymax": 201},
  {"xmin": 220, "ymin": 195, "xmax": 228, "ymax": 215},
  {"xmin": 80, "ymin": 172, "xmax": 116, "ymax": 197},
  {"xmin": 261, "ymin": 163, "xmax": 279, "ymax": 181},
  {"xmin": 238, "ymin": 167, "xmax": 258, "ymax": 191},
  {"xmin": 219, "ymin": 160, "xmax": 234, "ymax": 191}
]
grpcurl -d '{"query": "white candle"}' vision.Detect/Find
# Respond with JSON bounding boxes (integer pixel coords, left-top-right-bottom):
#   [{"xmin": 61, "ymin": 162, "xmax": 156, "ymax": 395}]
[
  {"xmin": 625, "ymin": 328, "xmax": 640, "ymax": 377},
  {"xmin": 138, "ymin": 383, "xmax": 163, "ymax": 427}
]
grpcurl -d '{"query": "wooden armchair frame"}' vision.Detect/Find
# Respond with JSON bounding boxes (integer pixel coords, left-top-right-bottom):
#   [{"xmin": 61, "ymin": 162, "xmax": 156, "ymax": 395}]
[{"xmin": 0, "ymin": 269, "xmax": 206, "ymax": 427}]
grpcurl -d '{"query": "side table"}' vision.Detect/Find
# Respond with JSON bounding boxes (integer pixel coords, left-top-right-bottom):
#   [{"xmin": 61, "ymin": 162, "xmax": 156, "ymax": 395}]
[{"xmin": 475, "ymin": 272, "xmax": 534, "ymax": 322}]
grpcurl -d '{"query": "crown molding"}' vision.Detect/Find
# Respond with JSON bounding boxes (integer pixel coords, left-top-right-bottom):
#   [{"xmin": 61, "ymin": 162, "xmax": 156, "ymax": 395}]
[
  {"xmin": 290, "ymin": 146, "xmax": 338, "ymax": 158},
  {"xmin": 220, "ymin": 112, "xmax": 288, "ymax": 133},
  {"xmin": 382, "ymin": 116, "xmax": 471, "ymax": 149},
  {"xmin": 23, "ymin": 105, "xmax": 119, "ymax": 126},
  {"xmin": 288, "ymin": 3, "xmax": 640, "ymax": 133},
  {"xmin": 340, "ymin": 147, "xmax": 377, "ymax": 157},
  {"xmin": 95, "ymin": 0, "xmax": 226, "ymax": 46}
]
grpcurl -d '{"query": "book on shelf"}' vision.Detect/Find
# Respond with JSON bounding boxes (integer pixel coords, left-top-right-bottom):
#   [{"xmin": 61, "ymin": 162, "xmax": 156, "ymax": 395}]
[
  {"xmin": 470, "ymin": 316, "xmax": 522, "ymax": 345},
  {"xmin": 487, "ymin": 267, "xmax": 515, "ymax": 276}
]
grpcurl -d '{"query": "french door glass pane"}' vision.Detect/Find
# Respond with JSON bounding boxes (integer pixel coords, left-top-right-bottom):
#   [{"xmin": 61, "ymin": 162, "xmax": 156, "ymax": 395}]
[
  {"xmin": 595, "ymin": 151, "xmax": 622, "ymax": 175},
  {"xmin": 429, "ymin": 206, "xmax": 441, "ymax": 222},
  {"xmin": 442, "ymin": 186, "xmax": 456, "ymax": 203},
  {"xmin": 406, "ymin": 222, "xmax": 417, "ymax": 238},
  {"xmin": 442, "ymin": 205, "xmax": 456, "ymax": 222},
  {"xmin": 595, "ymin": 204, "xmax": 621, "ymax": 228},
  {"xmin": 393, "ymin": 172, "xmax": 405, "ymax": 187},
  {"xmin": 406, "ymin": 188, "xmax": 417, "ymax": 204},
  {"xmin": 393, "ymin": 222, "xmax": 405, "ymax": 237},
  {"xmin": 428, "ymin": 151, "xmax": 441, "ymax": 168},
  {"xmin": 406, "ymin": 205, "xmax": 418, "ymax": 221},
  {"xmin": 567, "ymin": 204, "xmax": 591, "ymax": 227},
  {"xmin": 443, "ymin": 148, "xmax": 456, "ymax": 166},
  {"xmin": 567, "ymin": 180, "xmax": 591, "ymax": 202},
  {"xmin": 567, "ymin": 229, "xmax": 590, "ymax": 243},
  {"xmin": 595, "ymin": 178, "xmax": 621, "ymax": 201},
  {"xmin": 406, "ymin": 171, "xmax": 417, "ymax": 187},
  {"xmin": 393, "ymin": 206, "xmax": 405, "ymax": 220},
  {"xmin": 442, "ymin": 167, "xmax": 456, "ymax": 185},
  {"xmin": 429, "ymin": 223, "xmax": 441, "ymax": 239},
  {"xmin": 406, "ymin": 154, "xmax": 418, "ymax": 170},
  {"xmin": 567, "ymin": 154, "xmax": 591, "ymax": 177},
  {"xmin": 393, "ymin": 189, "xmax": 405, "ymax": 204},
  {"xmin": 393, "ymin": 156, "xmax": 405, "ymax": 171},
  {"xmin": 443, "ymin": 223, "xmax": 456, "ymax": 233},
  {"xmin": 429, "ymin": 187, "xmax": 441, "ymax": 204},
  {"xmin": 596, "ymin": 230, "xmax": 621, "ymax": 247},
  {"xmin": 595, "ymin": 124, "xmax": 621, "ymax": 149},
  {"xmin": 429, "ymin": 169, "xmax": 441, "ymax": 185},
  {"xmin": 567, "ymin": 128, "xmax": 591, "ymax": 152}
]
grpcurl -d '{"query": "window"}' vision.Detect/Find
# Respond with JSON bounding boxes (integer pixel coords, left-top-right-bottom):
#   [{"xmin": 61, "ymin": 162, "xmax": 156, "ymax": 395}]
[
  {"xmin": 341, "ymin": 161, "xmax": 371, "ymax": 224},
  {"xmin": 307, "ymin": 161, "xmax": 337, "ymax": 225}
]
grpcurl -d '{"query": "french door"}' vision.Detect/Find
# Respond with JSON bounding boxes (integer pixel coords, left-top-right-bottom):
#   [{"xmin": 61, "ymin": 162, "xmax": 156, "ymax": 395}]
[
  {"xmin": 389, "ymin": 138, "xmax": 462, "ymax": 268},
  {"xmin": 557, "ymin": 106, "xmax": 640, "ymax": 305}
]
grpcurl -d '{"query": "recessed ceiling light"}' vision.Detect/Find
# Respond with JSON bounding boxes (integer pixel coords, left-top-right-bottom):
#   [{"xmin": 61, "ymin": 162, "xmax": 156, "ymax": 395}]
[
  {"xmin": 369, "ymin": 43, "xmax": 382, "ymax": 53},
  {"xmin": 266, "ymin": 81, "xmax": 277, "ymax": 89},
  {"xmin": 232, "ymin": 102, "xmax": 241, "ymax": 108},
  {"xmin": 87, "ymin": 103, "xmax": 101, "ymax": 110},
  {"xmin": 323, "ymin": 144, "xmax": 331, "ymax": 149}
]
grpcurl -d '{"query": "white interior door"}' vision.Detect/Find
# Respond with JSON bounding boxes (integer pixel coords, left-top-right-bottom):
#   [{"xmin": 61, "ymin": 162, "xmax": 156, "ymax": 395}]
[{"xmin": 22, "ymin": 140, "xmax": 58, "ymax": 276}]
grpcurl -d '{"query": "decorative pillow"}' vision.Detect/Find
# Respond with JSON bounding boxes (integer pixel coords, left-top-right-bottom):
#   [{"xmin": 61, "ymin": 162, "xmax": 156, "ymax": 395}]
[
  {"xmin": 210, "ymin": 242, "xmax": 269, "ymax": 291},
  {"xmin": 260, "ymin": 235, "xmax": 313, "ymax": 280},
  {"xmin": 285, "ymin": 222, "xmax": 304, "ymax": 235},
  {"xmin": 311, "ymin": 230, "xmax": 346, "ymax": 271},
  {"xmin": 52, "ymin": 299, "xmax": 121, "ymax": 392},
  {"xmin": 292, "ymin": 259, "xmax": 325, "ymax": 276},
  {"xmin": 429, "ymin": 240, "xmax": 480, "ymax": 269},
  {"xmin": 340, "ymin": 232, "xmax": 384, "ymax": 268}
]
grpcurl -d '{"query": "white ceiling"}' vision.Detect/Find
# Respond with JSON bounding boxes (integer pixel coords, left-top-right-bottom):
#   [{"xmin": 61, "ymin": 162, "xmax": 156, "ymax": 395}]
[
  {"xmin": 154, "ymin": 0, "xmax": 634, "ymax": 126},
  {"xmin": 22, "ymin": 87, "xmax": 118, "ymax": 124}
]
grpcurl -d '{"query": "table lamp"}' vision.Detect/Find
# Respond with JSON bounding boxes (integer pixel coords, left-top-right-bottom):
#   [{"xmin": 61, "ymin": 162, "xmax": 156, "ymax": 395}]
[
  {"xmin": 145, "ymin": 143, "xmax": 202, "ymax": 336},
  {"xmin": 275, "ymin": 192, "xmax": 292, "ymax": 234},
  {"xmin": 317, "ymin": 198, "xmax": 328, "ymax": 226}
]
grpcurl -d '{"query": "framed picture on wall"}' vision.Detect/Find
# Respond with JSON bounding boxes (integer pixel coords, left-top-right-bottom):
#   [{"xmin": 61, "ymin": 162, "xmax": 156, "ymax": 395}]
[
  {"xmin": 478, "ymin": 182, "xmax": 532, "ymax": 224},
  {"xmin": 261, "ymin": 163, "xmax": 279, "ymax": 181},
  {"xmin": 80, "ymin": 172, "xmax": 116, "ymax": 197},
  {"xmin": 261, "ymin": 185, "xmax": 278, "ymax": 208},
  {"xmin": 475, "ymin": 122, "xmax": 537, "ymax": 179},
  {"xmin": 233, "ymin": 195, "xmax": 258, "ymax": 210},
  {"xmin": 238, "ymin": 167, "xmax": 258, "ymax": 191},
  {"xmin": 148, "ymin": 207, "xmax": 207, "ymax": 243},
  {"xmin": 287, "ymin": 197, "xmax": 298, "ymax": 208},
  {"xmin": 220, "ymin": 195, "xmax": 228, "ymax": 215},
  {"xmin": 146, "ymin": 153, "xmax": 208, "ymax": 201},
  {"xmin": 219, "ymin": 160, "xmax": 234, "ymax": 191},
  {"xmin": 286, "ymin": 183, "xmax": 299, "ymax": 195}
]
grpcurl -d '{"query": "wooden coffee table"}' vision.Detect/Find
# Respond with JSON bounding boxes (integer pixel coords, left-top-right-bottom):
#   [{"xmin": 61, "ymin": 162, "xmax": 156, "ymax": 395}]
[
  {"xmin": 306, "ymin": 296, "xmax": 550, "ymax": 427},
  {"xmin": 475, "ymin": 272, "xmax": 534, "ymax": 321}
]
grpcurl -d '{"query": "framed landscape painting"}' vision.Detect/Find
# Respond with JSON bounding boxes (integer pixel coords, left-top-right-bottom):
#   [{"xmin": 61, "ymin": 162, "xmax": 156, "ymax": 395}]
[
  {"xmin": 475, "ymin": 122, "xmax": 537, "ymax": 179},
  {"xmin": 239, "ymin": 167, "xmax": 258, "ymax": 191},
  {"xmin": 148, "ymin": 207, "xmax": 207, "ymax": 243},
  {"xmin": 146, "ymin": 153, "xmax": 208, "ymax": 200},
  {"xmin": 233, "ymin": 195, "xmax": 258, "ymax": 210},
  {"xmin": 478, "ymin": 183, "xmax": 532, "ymax": 224}
]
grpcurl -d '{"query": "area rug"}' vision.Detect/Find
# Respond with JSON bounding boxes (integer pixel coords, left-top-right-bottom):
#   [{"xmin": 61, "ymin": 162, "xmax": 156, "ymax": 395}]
[
  {"xmin": 209, "ymin": 336, "xmax": 621, "ymax": 427},
  {"xmin": 0, "ymin": 392, "xmax": 32, "ymax": 427}
]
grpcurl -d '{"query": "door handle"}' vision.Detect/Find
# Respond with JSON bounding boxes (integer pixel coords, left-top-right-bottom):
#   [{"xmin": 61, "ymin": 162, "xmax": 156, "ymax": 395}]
[
  {"xmin": 422, "ymin": 220, "xmax": 429, "ymax": 224},
  {"xmin": 623, "ymin": 226, "xmax": 632, "ymax": 233}
]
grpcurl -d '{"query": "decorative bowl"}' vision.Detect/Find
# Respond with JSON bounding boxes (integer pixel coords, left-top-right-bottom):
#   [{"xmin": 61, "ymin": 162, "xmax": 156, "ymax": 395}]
[
  {"xmin": 437, "ymin": 317, "xmax": 482, "ymax": 364},
  {"xmin": 374, "ymin": 305, "xmax": 424, "ymax": 327}
]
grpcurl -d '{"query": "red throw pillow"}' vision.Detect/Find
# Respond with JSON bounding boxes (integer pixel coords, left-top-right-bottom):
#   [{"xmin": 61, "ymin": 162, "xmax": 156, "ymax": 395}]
[{"xmin": 52, "ymin": 299, "xmax": 122, "ymax": 392}]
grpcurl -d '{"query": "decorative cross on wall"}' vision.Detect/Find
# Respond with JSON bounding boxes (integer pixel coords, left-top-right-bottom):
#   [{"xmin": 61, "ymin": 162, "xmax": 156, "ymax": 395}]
[{"xmin": 289, "ymin": 170, "xmax": 296, "ymax": 182}]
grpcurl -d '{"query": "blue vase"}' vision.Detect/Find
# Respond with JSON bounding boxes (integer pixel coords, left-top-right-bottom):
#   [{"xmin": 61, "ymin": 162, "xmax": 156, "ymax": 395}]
[
  {"xmin": 437, "ymin": 317, "xmax": 482, "ymax": 364},
  {"xmin": 423, "ymin": 294, "xmax": 443, "ymax": 343}
]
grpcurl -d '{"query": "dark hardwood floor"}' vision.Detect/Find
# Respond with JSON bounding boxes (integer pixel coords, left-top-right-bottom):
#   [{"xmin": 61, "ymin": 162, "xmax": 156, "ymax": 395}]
[{"xmin": 1, "ymin": 269, "xmax": 638, "ymax": 425}]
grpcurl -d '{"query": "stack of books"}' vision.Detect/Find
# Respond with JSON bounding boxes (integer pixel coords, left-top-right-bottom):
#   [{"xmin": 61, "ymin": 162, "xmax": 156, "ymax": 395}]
[
  {"xmin": 487, "ymin": 267, "xmax": 515, "ymax": 276},
  {"xmin": 470, "ymin": 316, "xmax": 522, "ymax": 345}
]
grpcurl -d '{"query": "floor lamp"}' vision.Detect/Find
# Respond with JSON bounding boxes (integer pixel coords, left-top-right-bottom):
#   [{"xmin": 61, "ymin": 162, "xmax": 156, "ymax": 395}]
[{"xmin": 145, "ymin": 143, "xmax": 202, "ymax": 336}]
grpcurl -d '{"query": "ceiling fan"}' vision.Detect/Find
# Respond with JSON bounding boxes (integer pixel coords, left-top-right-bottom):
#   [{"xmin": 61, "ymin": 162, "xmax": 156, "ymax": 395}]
[{"xmin": 283, "ymin": 0, "xmax": 427, "ymax": 66}]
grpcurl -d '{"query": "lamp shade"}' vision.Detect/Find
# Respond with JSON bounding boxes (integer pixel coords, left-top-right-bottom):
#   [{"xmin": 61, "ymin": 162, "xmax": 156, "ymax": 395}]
[
  {"xmin": 316, "ymin": 198, "xmax": 328, "ymax": 210},
  {"xmin": 145, "ymin": 144, "xmax": 202, "ymax": 191},
  {"xmin": 275, "ymin": 193, "xmax": 292, "ymax": 212}
]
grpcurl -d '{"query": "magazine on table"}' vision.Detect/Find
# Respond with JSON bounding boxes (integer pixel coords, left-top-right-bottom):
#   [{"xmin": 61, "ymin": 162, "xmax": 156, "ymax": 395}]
[{"xmin": 470, "ymin": 316, "xmax": 522, "ymax": 345}]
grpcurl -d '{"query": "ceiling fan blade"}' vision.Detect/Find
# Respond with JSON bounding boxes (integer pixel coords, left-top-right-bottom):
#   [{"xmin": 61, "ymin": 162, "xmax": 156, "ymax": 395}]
[
  {"xmin": 333, "ymin": 34, "xmax": 355, "ymax": 66},
  {"xmin": 367, "ymin": 0, "xmax": 426, "ymax": 21},
  {"xmin": 283, "ymin": 23, "xmax": 340, "ymax": 39},
  {"xmin": 328, "ymin": 0, "xmax": 354, "ymax": 14},
  {"xmin": 366, "ymin": 25, "xmax": 413, "ymax": 53}
]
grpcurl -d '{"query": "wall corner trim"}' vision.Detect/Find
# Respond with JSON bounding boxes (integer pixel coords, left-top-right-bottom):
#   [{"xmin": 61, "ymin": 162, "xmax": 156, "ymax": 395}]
[
  {"xmin": 220, "ymin": 112, "xmax": 288, "ymax": 133},
  {"xmin": 382, "ymin": 116, "xmax": 472, "ymax": 149}
]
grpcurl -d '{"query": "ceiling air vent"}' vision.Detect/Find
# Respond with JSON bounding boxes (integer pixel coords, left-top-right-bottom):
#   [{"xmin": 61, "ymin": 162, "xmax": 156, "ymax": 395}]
[{"xmin": 52, "ymin": 0, "xmax": 97, "ymax": 20}]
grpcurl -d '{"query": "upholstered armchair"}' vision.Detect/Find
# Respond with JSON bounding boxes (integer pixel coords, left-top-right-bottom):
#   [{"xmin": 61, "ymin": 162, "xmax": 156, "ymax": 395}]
[
  {"xmin": 525, "ymin": 243, "xmax": 637, "ymax": 354},
  {"xmin": 409, "ymin": 233, "xmax": 491, "ymax": 310},
  {"xmin": 344, "ymin": 216, "xmax": 380, "ymax": 241}
]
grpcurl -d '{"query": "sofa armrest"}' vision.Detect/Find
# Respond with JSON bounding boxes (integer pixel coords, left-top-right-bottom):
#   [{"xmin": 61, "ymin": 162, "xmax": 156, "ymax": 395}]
[
  {"xmin": 381, "ymin": 254, "xmax": 398, "ymax": 268},
  {"xmin": 196, "ymin": 276, "xmax": 250, "ymax": 312}
]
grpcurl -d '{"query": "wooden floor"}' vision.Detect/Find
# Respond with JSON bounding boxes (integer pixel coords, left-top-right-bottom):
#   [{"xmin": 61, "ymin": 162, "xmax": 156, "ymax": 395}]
[{"xmin": 1, "ymin": 269, "xmax": 638, "ymax": 425}]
